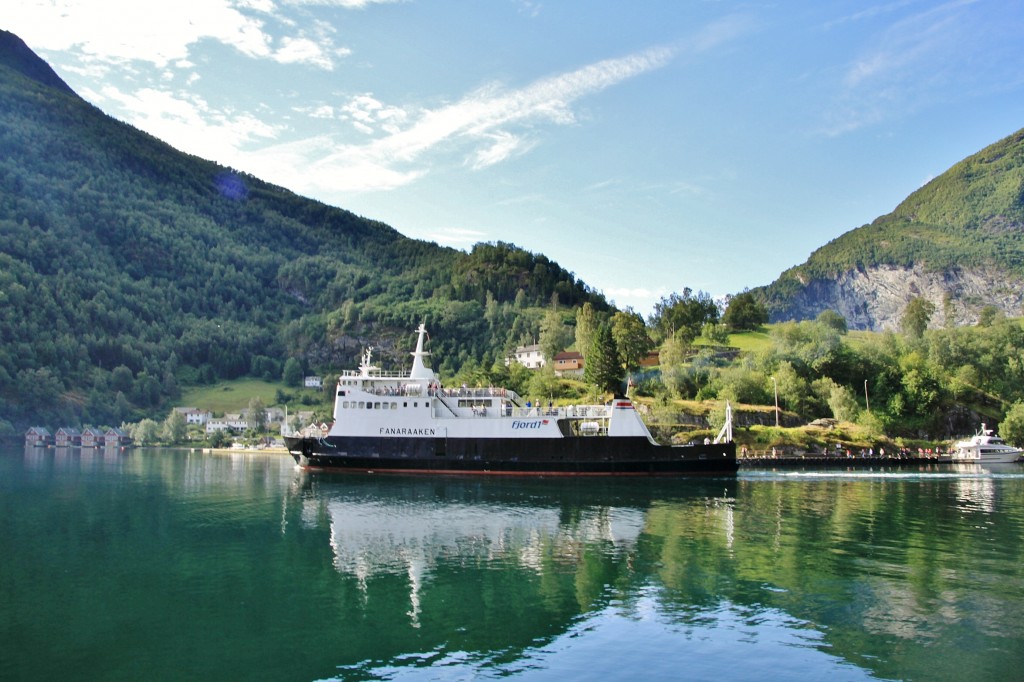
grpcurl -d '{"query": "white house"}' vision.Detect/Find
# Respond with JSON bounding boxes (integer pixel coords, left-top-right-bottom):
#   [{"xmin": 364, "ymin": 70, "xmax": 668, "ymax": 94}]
[
  {"xmin": 506, "ymin": 344, "xmax": 545, "ymax": 369},
  {"xmin": 304, "ymin": 375, "xmax": 323, "ymax": 388},
  {"xmin": 205, "ymin": 414, "xmax": 250, "ymax": 434},
  {"xmin": 175, "ymin": 407, "xmax": 212, "ymax": 425}
]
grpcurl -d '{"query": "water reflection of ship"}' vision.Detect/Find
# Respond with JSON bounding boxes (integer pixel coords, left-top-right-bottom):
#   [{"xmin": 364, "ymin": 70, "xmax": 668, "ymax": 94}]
[
  {"xmin": 949, "ymin": 461, "xmax": 1023, "ymax": 513},
  {"xmin": 287, "ymin": 473, "xmax": 736, "ymax": 629}
]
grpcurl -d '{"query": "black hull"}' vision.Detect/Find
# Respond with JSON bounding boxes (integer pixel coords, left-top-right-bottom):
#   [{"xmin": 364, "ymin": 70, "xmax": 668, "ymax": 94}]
[{"xmin": 284, "ymin": 435, "xmax": 737, "ymax": 476}]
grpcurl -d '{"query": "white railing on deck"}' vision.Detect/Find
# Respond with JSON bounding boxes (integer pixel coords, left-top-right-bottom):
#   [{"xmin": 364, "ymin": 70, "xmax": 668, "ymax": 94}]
[
  {"xmin": 435, "ymin": 387, "xmax": 521, "ymax": 401},
  {"xmin": 338, "ymin": 377, "xmax": 615, "ymax": 420},
  {"xmin": 340, "ymin": 368, "xmax": 409, "ymax": 379},
  {"xmin": 511, "ymin": 405, "xmax": 611, "ymax": 419}
]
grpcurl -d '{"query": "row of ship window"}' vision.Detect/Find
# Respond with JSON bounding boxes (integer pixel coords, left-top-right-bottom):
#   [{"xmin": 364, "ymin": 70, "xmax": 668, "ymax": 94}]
[{"xmin": 340, "ymin": 401, "xmax": 427, "ymax": 410}]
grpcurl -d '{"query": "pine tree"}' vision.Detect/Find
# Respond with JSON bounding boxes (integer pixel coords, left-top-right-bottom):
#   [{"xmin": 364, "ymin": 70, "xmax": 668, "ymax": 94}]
[
  {"xmin": 539, "ymin": 303, "xmax": 573, "ymax": 364},
  {"xmin": 585, "ymin": 324, "xmax": 624, "ymax": 395},
  {"xmin": 575, "ymin": 302, "xmax": 597, "ymax": 359}
]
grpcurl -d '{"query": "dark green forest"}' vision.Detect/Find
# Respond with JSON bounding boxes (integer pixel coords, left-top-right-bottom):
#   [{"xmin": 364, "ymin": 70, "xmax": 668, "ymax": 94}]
[{"xmin": 0, "ymin": 30, "xmax": 608, "ymax": 431}]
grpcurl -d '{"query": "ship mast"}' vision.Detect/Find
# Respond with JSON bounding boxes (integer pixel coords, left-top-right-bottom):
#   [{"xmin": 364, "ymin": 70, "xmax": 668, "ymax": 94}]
[{"xmin": 409, "ymin": 323, "xmax": 435, "ymax": 381}]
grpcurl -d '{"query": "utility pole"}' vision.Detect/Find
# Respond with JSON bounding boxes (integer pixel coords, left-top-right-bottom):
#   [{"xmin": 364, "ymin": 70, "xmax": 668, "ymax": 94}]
[
  {"xmin": 772, "ymin": 376, "xmax": 779, "ymax": 427},
  {"xmin": 864, "ymin": 379, "xmax": 870, "ymax": 412}
]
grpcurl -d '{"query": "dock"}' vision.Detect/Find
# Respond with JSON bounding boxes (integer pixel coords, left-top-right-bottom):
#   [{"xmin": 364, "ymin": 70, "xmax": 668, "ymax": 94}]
[{"xmin": 739, "ymin": 455, "xmax": 948, "ymax": 468}]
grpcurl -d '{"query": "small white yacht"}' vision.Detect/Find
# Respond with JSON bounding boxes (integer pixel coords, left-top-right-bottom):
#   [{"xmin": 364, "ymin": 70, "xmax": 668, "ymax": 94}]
[{"xmin": 950, "ymin": 424, "xmax": 1023, "ymax": 463}]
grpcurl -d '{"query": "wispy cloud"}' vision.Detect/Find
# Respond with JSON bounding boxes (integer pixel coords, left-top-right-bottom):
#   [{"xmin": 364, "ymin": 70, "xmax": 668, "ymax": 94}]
[
  {"xmin": 821, "ymin": 0, "xmax": 922, "ymax": 30},
  {"xmin": 823, "ymin": 0, "xmax": 1014, "ymax": 136},
  {"xmin": 100, "ymin": 85, "xmax": 281, "ymax": 159},
  {"xmin": 604, "ymin": 286, "xmax": 669, "ymax": 314},
  {"xmin": 284, "ymin": 0, "xmax": 401, "ymax": 8},
  {"xmin": 257, "ymin": 45, "xmax": 679, "ymax": 193},
  {"xmin": 841, "ymin": 1, "xmax": 972, "ymax": 89},
  {"xmin": 417, "ymin": 227, "xmax": 488, "ymax": 246},
  {"xmin": 7, "ymin": 2, "xmax": 749, "ymax": 199},
  {"xmin": 667, "ymin": 180, "xmax": 708, "ymax": 197},
  {"xmin": 7, "ymin": 0, "xmax": 346, "ymax": 70},
  {"xmin": 606, "ymin": 286, "xmax": 664, "ymax": 300},
  {"xmin": 471, "ymin": 131, "xmax": 530, "ymax": 169},
  {"xmin": 690, "ymin": 13, "xmax": 759, "ymax": 54},
  {"xmin": 514, "ymin": 1, "xmax": 543, "ymax": 19}
]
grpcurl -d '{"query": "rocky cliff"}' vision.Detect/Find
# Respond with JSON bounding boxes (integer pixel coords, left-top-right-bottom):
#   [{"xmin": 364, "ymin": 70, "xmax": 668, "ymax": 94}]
[{"xmin": 771, "ymin": 264, "xmax": 1024, "ymax": 331}]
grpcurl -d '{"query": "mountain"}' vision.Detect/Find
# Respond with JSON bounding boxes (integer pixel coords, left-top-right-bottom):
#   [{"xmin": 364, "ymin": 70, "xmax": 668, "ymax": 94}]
[
  {"xmin": 756, "ymin": 128, "xmax": 1024, "ymax": 330},
  {"xmin": 0, "ymin": 29, "xmax": 74, "ymax": 94},
  {"xmin": 0, "ymin": 30, "xmax": 608, "ymax": 430}
]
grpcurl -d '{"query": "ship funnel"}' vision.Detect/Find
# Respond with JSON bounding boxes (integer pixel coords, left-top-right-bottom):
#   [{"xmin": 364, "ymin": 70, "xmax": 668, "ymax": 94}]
[{"xmin": 409, "ymin": 323, "xmax": 435, "ymax": 381}]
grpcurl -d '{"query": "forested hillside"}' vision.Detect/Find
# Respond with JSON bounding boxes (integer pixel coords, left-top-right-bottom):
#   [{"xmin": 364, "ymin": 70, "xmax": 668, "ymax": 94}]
[
  {"xmin": 0, "ymin": 30, "xmax": 608, "ymax": 431},
  {"xmin": 757, "ymin": 128, "xmax": 1024, "ymax": 330}
]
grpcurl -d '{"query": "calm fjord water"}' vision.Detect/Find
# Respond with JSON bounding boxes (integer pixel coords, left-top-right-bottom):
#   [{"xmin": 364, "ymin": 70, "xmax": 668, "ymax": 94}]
[{"xmin": 2, "ymin": 447, "xmax": 1022, "ymax": 681}]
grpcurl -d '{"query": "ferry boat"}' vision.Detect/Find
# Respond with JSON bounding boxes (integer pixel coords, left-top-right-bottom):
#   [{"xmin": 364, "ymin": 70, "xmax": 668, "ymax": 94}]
[
  {"xmin": 284, "ymin": 324, "xmax": 737, "ymax": 476},
  {"xmin": 950, "ymin": 424, "xmax": 1023, "ymax": 463}
]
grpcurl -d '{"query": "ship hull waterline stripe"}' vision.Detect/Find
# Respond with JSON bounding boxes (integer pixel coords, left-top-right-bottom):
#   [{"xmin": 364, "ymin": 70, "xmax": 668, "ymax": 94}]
[{"xmin": 296, "ymin": 466, "xmax": 734, "ymax": 477}]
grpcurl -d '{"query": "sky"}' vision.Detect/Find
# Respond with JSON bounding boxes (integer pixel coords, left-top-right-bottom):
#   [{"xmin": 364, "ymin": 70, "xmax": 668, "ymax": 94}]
[{"xmin": 6, "ymin": 0, "xmax": 1024, "ymax": 316}]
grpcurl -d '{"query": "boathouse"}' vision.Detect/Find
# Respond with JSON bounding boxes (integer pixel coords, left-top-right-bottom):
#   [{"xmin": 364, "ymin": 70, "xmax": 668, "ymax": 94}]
[
  {"xmin": 25, "ymin": 427, "xmax": 52, "ymax": 447},
  {"xmin": 81, "ymin": 427, "xmax": 104, "ymax": 448},
  {"xmin": 104, "ymin": 427, "xmax": 132, "ymax": 447},
  {"xmin": 55, "ymin": 427, "xmax": 82, "ymax": 447}
]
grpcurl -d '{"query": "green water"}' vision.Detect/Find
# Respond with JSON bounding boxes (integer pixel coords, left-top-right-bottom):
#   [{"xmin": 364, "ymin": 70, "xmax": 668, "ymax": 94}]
[{"xmin": 2, "ymin": 447, "xmax": 1022, "ymax": 681}]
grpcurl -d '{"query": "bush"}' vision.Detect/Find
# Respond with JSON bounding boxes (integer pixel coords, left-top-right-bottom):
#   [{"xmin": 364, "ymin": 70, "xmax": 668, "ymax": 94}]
[{"xmin": 1000, "ymin": 401, "xmax": 1024, "ymax": 446}]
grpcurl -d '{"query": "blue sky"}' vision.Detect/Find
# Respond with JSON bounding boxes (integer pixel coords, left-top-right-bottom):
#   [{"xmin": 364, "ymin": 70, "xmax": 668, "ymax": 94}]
[{"xmin": 7, "ymin": 0, "xmax": 1024, "ymax": 316}]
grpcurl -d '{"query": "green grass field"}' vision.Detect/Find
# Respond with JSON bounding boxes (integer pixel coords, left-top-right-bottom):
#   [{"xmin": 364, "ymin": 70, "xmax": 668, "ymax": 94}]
[
  {"xmin": 726, "ymin": 329, "xmax": 772, "ymax": 353},
  {"xmin": 178, "ymin": 379, "xmax": 288, "ymax": 413}
]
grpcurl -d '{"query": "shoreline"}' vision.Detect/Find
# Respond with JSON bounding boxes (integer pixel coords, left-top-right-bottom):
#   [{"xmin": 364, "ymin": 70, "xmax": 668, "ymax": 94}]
[
  {"xmin": 196, "ymin": 446, "xmax": 290, "ymax": 455},
  {"xmin": 17, "ymin": 442, "xmax": 292, "ymax": 456},
  {"xmin": 739, "ymin": 455, "xmax": 949, "ymax": 468}
]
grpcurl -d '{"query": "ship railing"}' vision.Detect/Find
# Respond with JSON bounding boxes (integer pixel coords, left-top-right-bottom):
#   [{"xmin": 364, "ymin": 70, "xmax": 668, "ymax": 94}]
[
  {"xmin": 509, "ymin": 405, "xmax": 612, "ymax": 419},
  {"xmin": 339, "ymin": 369, "xmax": 409, "ymax": 379},
  {"xmin": 432, "ymin": 386, "xmax": 520, "ymax": 401},
  {"xmin": 362, "ymin": 385, "xmax": 426, "ymax": 397},
  {"xmin": 336, "ymin": 377, "xmax": 526, "ymax": 403}
]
